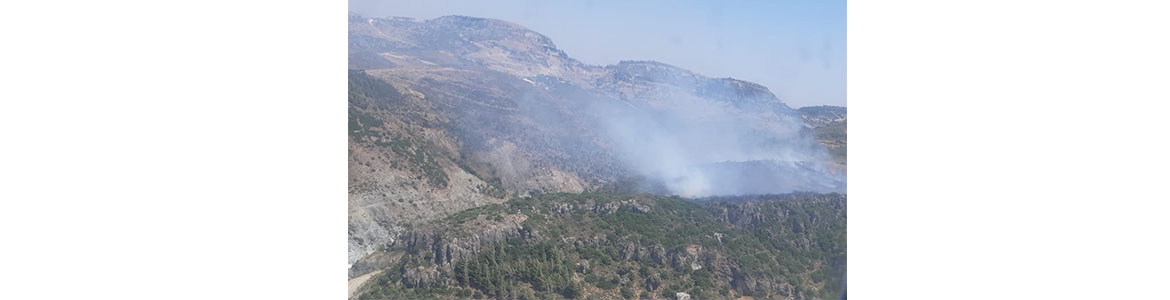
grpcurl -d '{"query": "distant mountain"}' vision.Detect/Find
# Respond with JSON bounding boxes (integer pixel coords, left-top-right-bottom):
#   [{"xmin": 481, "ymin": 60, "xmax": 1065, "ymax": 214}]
[
  {"xmin": 348, "ymin": 13, "xmax": 846, "ymax": 299},
  {"xmin": 798, "ymin": 106, "xmax": 847, "ymax": 128},
  {"xmin": 798, "ymin": 106, "xmax": 847, "ymax": 167}
]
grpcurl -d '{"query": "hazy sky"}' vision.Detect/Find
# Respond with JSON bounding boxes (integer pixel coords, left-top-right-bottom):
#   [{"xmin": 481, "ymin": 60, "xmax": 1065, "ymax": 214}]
[{"xmin": 349, "ymin": 0, "xmax": 845, "ymax": 108}]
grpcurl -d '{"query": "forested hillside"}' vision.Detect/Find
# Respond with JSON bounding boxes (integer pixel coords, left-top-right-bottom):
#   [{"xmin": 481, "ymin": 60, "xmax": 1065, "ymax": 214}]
[{"xmin": 355, "ymin": 193, "xmax": 845, "ymax": 300}]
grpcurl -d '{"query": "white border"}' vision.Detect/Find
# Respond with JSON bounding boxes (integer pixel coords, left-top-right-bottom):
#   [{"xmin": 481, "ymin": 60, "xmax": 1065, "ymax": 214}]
[{"xmin": 2, "ymin": 1, "xmax": 1169, "ymax": 299}]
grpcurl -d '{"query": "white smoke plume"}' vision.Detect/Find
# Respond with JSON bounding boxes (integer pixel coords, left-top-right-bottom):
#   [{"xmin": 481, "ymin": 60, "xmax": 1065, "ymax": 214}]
[{"xmin": 588, "ymin": 80, "xmax": 844, "ymax": 197}]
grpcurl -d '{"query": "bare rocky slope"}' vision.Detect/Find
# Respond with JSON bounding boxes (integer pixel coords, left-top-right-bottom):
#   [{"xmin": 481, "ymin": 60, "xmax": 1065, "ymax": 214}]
[
  {"xmin": 797, "ymin": 106, "xmax": 847, "ymax": 128},
  {"xmin": 348, "ymin": 12, "xmax": 847, "ymax": 278}
]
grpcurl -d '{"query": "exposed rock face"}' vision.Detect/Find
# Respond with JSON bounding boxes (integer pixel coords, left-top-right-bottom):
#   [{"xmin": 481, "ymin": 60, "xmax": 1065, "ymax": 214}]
[
  {"xmin": 402, "ymin": 266, "xmax": 442, "ymax": 288},
  {"xmin": 592, "ymin": 198, "xmax": 651, "ymax": 216},
  {"xmin": 391, "ymin": 212, "xmax": 530, "ymax": 272},
  {"xmin": 671, "ymin": 244, "xmax": 704, "ymax": 271},
  {"xmin": 731, "ymin": 268, "xmax": 786, "ymax": 297}
]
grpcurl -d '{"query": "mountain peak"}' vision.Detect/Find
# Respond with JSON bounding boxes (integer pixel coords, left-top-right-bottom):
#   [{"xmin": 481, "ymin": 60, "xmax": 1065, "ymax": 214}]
[
  {"xmin": 351, "ymin": 14, "xmax": 582, "ymax": 78},
  {"xmin": 424, "ymin": 15, "xmax": 558, "ymax": 49}
]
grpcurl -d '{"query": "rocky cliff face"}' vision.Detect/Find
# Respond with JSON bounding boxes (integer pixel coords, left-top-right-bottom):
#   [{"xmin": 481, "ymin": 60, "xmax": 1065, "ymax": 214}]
[{"xmin": 348, "ymin": 13, "xmax": 845, "ymax": 265}]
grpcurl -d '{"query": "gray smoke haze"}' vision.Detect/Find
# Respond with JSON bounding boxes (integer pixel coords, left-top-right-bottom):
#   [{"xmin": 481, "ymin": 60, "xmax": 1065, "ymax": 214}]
[
  {"xmin": 586, "ymin": 79, "xmax": 845, "ymax": 197},
  {"xmin": 347, "ymin": 13, "xmax": 844, "ymax": 198}
]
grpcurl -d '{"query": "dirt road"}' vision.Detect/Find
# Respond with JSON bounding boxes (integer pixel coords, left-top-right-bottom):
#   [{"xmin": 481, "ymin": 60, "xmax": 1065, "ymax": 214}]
[{"xmin": 348, "ymin": 270, "xmax": 382, "ymax": 299}]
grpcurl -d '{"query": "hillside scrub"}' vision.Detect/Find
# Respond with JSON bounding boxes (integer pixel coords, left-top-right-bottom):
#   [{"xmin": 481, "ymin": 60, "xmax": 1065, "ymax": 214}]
[{"xmin": 356, "ymin": 192, "xmax": 846, "ymax": 300}]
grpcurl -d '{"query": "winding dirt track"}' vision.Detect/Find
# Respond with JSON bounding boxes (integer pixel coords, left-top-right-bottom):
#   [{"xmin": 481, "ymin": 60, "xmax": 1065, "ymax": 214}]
[{"xmin": 348, "ymin": 270, "xmax": 383, "ymax": 299}]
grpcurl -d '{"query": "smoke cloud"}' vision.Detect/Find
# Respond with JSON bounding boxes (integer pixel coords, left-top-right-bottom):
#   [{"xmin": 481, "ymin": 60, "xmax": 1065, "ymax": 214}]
[{"xmin": 588, "ymin": 80, "xmax": 844, "ymax": 197}]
